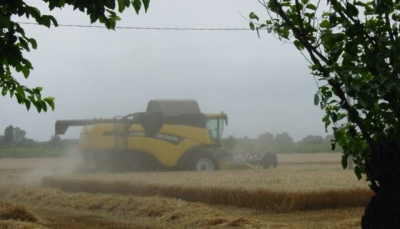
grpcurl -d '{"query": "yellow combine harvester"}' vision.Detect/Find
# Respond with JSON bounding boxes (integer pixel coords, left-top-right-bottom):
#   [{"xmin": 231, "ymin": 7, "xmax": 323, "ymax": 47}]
[{"xmin": 55, "ymin": 100, "xmax": 277, "ymax": 171}]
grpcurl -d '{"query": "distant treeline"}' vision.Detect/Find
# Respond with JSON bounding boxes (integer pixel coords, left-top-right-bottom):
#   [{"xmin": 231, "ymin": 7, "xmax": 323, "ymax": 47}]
[
  {"xmin": 0, "ymin": 125, "xmax": 339, "ymax": 158},
  {"xmin": 0, "ymin": 143, "xmax": 76, "ymax": 158},
  {"xmin": 222, "ymin": 132, "xmax": 341, "ymax": 154},
  {"xmin": 0, "ymin": 125, "xmax": 77, "ymax": 158}
]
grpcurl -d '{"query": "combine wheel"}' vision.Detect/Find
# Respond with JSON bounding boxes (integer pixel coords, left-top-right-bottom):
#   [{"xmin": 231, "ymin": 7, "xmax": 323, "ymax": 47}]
[
  {"xmin": 187, "ymin": 151, "xmax": 220, "ymax": 171},
  {"xmin": 261, "ymin": 153, "xmax": 278, "ymax": 169}
]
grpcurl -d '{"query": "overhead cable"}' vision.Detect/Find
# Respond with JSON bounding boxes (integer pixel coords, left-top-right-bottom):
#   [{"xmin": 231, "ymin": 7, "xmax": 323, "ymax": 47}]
[{"xmin": 18, "ymin": 22, "xmax": 253, "ymax": 31}]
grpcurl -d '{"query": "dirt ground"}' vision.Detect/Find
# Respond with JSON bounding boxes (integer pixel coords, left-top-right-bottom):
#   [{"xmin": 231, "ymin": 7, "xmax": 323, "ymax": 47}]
[{"xmin": 0, "ymin": 154, "xmax": 366, "ymax": 229}]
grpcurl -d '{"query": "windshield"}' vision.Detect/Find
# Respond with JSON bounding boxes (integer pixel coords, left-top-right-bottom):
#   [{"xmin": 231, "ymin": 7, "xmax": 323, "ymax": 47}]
[{"xmin": 206, "ymin": 118, "xmax": 224, "ymax": 141}]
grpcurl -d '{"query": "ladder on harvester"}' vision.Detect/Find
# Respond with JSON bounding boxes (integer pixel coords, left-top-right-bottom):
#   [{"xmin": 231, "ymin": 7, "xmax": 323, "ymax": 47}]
[{"xmin": 113, "ymin": 116, "xmax": 129, "ymax": 151}]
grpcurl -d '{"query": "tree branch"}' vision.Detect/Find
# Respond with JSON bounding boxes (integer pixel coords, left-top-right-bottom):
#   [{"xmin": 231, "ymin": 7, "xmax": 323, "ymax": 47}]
[
  {"xmin": 272, "ymin": 0, "xmax": 375, "ymax": 150},
  {"xmin": 384, "ymin": 13, "xmax": 399, "ymax": 52},
  {"xmin": 274, "ymin": 0, "xmax": 328, "ymax": 63}
]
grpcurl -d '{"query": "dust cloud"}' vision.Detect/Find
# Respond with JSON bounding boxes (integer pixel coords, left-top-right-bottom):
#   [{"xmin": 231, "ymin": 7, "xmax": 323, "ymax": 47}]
[{"xmin": 20, "ymin": 146, "xmax": 83, "ymax": 185}]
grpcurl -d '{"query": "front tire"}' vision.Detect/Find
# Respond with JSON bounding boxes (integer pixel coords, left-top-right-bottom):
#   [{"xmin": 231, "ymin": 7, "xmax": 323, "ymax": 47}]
[
  {"xmin": 187, "ymin": 151, "xmax": 219, "ymax": 171},
  {"xmin": 261, "ymin": 153, "xmax": 278, "ymax": 169}
]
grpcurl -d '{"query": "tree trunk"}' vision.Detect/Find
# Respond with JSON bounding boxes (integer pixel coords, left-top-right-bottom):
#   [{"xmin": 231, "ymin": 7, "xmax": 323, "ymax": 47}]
[
  {"xmin": 361, "ymin": 145, "xmax": 400, "ymax": 228},
  {"xmin": 361, "ymin": 186, "xmax": 400, "ymax": 228}
]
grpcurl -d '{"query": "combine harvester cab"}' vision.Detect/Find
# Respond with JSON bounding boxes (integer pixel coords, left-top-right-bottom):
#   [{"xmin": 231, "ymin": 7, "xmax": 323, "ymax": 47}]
[{"xmin": 55, "ymin": 99, "xmax": 276, "ymax": 172}]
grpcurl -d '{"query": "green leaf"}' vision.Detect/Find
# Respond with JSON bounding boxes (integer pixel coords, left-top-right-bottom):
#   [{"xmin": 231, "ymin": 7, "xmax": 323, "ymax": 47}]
[
  {"xmin": 21, "ymin": 66, "xmax": 30, "ymax": 78},
  {"xmin": 331, "ymin": 140, "xmax": 336, "ymax": 150},
  {"xmin": 346, "ymin": 3, "xmax": 359, "ymax": 17},
  {"xmin": 354, "ymin": 1, "xmax": 367, "ymax": 7},
  {"xmin": 320, "ymin": 20, "xmax": 330, "ymax": 28},
  {"xmin": 341, "ymin": 154, "xmax": 348, "ymax": 169},
  {"xmin": 106, "ymin": 0, "xmax": 116, "ymax": 10},
  {"xmin": 29, "ymin": 38, "xmax": 38, "ymax": 49},
  {"xmin": 306, "ymin": 4, "xmax": 317, "ymax": 10},
  {"xmin": 21, "ymin": 58, "xmax": 33, "ymax": 69},
  {"xmin": 337, "ymin": 113, "xmax": 347, "ymax": 121},
  {"xmin": 358, "ymin": 96, "xmax": 368, "ymax": 108},
  {"xmin": 379, "ymin": 102, "xmax": 391, "ymax": 110},
  {"xmin": 142, "ymin": 0, "xmax": 150, "ymax": 12},
  {"xmin": 364, "ymin": 7, "xmax": 375, "ymax": 15},
  {"xmin": 268, "ymin": 0, "xmax": 279, "ymax": 12},
  {"xmin": 18, "ymin": 37, "xmax": 29, "ymax": 51},
  {"xmin": 314, "ymin": 92, "xmax": 319, "ymax": 106},
  {"xmin": 27, "ymin": 7, "xmax": 41, "ymax": 21},
  {"xmin": 41, "ymin": 101, "xmax": 48, "ymax": 112},
  {"xmin": 132, "ymin": 0, "xmax": 142, "ymax": 14},
  {"xmin": 40, "ymin": 15, "xmax": 51, "ymax": 27},
  {"xmin": 35, "ymin": 102, "xmax": 42, "ymax": 113},
  {"xmin": 280, "ymin": 27, "xmax": 290, "ymax": 39},
  {"xmin": 90, "ymin": 13, "xmax": 99, "ymax": 23},
  {"xmin": 280, "ymin": 2, "xmax": 291, "ymax": 7},
  {"xmin": 108, "ymin": 19, "xmax": 116, "ymax": 30},
  {"xmin": 16, "ymin": 87, "xmax": 25, "ymax": 99},
  {"xmin": 249, "ymin": 22, "xmax": 255, "ymax": 31},
  {"xmin": 49, "ymin": 15, "xmax": 58, "ymax": 26},
  {"xmin": 294, "ymin": 40, "xmax": 305, "ymax": 50},
  {"xmin": 44, "ymin": 97, "xmax": 55, "ymax": 110},
  {"xmin": 354, "ymin": 166, "xmax": 362, "ymax": 180},
  {"xmin": 49, "ymin": 1, "xmax": 56, "ymax": 10},
  {"xmin": 249, "ymin": 12, "xmax": 259, "ymax": 21},
  {"xmin": 304, "ymin": 12, "xmax": 315, "ymax": 19},
  {"xmin": 331, "ymin": 112, "xmax": 338, "ymax": 122},
  {"xmin": 329, "ymin": 13, "xmax": 337, "ymax": 25},
  {"xmin": 34, "ymin": 87, "xmax": 43, "ymax": 93},
  {"xmin": 348, "ymin": 126, "xmax": 357, "ymax": 138},
  {"xmin": 15, "ymin": 93, "xmax": 23, "ymax": 103},
  {"xmin": 2, "ymin": 87, "xmax": 8, "ymax": 96},
  {"xmin": 24, "ymin": 99, "xmax": 31, "ymax": 110},
  {"xmin": 118, "ymin": 0, "xmax": 126, "ymax": 12}
]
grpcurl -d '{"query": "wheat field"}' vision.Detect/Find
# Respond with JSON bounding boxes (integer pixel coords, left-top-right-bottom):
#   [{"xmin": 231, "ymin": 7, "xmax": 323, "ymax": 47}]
[
  {"xmin": 42, "ymin": 163, "xmax": 371, "ymax": 212},
  {"xmin": 0, "ymin": 153, "xmax": 369, "ymax": 228},
  {"xmin": 45, "ymin": 163, "xmax": 367, "ymax": 192}
]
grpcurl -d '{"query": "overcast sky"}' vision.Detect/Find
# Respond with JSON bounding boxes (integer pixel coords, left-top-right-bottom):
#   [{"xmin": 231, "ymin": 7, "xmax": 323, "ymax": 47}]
[{"xmin": 1, "ymin": 0, "xmax": 330, "ymax": 142}]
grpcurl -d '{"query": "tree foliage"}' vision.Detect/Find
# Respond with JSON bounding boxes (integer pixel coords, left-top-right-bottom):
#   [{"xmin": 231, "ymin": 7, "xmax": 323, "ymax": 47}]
[
  {"xmin": 3, "ymin": 125, "xmax": 28, "ymax": 147},
  {"xmin": 222, "ymin": 135, "xmax": 238, "ymax": 150},
  {"xmin": 250, "ymin": 0, "xmax": 400, "ymax": 180},
  {"xmin": 257, "ymin": 132, "xmax": 275, "ymax": 146},
  {"xmin": 14, "ymin": 127, "xmax": 26, "ymax": 143},
  {"xmin": 4, "ymin": 125, "xmax": 14, "ymax": 147},
  {"xmin": 257, "ymin": 132, "xmax": 294, "ymax": 146},
  {"xmin": 1, "ymin": 0, "xmax": 150, "ymax": 112},
  {"xmin": 300, "ymin": 135, "xmax": 324, "ymax": 145},
  {"xmin": 48, "ymin": 134, "xmax": 62, "ymax": 148},
  {"xmin": 275, "ymin": 132, "xmax": 293, "ymax": 145},
  {"xmin": 250, "ymin": 0, "xmax": 400, "ymax": 227}
]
